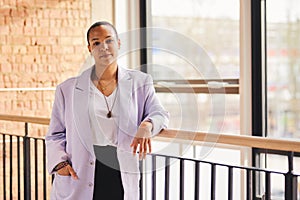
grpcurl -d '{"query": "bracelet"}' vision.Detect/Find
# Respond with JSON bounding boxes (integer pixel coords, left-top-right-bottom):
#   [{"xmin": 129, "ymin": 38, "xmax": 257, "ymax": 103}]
[{"xmin": 54, "ymin": 161, "xmax": 69, "ymax": 171}]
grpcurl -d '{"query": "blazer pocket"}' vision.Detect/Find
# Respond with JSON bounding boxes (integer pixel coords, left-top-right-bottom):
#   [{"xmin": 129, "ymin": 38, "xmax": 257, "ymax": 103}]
[{"xmin": 52, "ymin": 173, "xmax": 73, "ymax": 199}]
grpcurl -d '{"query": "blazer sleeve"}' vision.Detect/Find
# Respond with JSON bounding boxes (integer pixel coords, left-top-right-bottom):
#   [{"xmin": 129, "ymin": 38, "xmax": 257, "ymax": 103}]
[
  {"xmin": 142, "ymin": 74, "xmax": 170, "ymax": 136},
  {"xmin": 45, "ymin": 85, "xmax": 69, "ymax": 174}
]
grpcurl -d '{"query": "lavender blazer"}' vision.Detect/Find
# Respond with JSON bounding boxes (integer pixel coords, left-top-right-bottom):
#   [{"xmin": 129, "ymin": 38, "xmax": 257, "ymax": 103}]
[{"xmin": 45, "ymin": 66, "xmax": 169, "ymax": 200}]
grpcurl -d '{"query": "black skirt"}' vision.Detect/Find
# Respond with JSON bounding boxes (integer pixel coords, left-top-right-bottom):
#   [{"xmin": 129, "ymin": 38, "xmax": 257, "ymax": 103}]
[{"xmin": 92, "ymin": 145, "xmax": 124, "ymax": 200}]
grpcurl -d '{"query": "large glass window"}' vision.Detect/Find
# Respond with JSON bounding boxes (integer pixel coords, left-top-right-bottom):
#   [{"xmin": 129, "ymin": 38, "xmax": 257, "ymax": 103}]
[
  {"xmin": 266, "ymin": 0, "xmax": 300, "ymax": 139},
  {"xmin": 147, "ymin": 0, "xmax": 240, "ymax": 135},
  {"xmin": 260, "ymin": 1, "xmax": 300, "ymax": 198},
  {"xmin": 144, "ymin": 1, "xmax": 242, "ymax": 199}
]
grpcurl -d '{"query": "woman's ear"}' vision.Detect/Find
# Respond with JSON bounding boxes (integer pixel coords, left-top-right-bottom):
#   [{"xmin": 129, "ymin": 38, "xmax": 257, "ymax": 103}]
[{"xmin": 87, "ymin": 44, "xmax": 91, "ymax": 53}]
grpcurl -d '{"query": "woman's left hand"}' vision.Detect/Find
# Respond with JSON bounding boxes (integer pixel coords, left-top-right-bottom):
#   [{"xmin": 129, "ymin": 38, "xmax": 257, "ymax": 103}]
[{"xmin": 130, "ymin": 121, "xmax": 153, "ymax": 160}]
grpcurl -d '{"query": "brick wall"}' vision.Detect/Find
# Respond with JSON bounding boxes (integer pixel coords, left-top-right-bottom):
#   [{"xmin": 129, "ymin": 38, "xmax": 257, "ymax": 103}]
[
  {"xmin": 0, "ymin": 1, "xmax": 92, "ymax": 199},
  {"xmin": 0, "ymin": 0, "xmax": 92, "ymax": 136}
]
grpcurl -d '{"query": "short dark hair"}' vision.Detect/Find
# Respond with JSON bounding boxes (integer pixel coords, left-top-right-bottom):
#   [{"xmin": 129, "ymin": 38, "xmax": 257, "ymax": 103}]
[{"xmin": 86, "ymin": 21, "xmax": 119, "ymax": 45}]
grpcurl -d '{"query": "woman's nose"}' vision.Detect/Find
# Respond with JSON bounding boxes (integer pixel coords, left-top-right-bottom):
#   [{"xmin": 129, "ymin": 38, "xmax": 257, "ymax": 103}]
[{"xmin": 100, "ymin": 42, "xmax": 108, "ymax": 50}]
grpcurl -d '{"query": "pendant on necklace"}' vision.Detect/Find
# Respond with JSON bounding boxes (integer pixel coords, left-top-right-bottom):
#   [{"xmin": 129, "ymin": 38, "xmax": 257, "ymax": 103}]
[{"xmin": 107, "ymin": 111, "xmax": 112, "ymax": 118}]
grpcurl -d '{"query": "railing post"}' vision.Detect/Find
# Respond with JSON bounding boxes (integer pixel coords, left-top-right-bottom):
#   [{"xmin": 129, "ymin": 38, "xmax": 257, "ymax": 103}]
[
  {"xmin": 228, "ymin": 167, "xmax": 233, "ymax": 200},
  {"xmin": 265, "ymin": 172, "xmax": 271, "ymax": 200},
  {"xmin": 179, "ymin": 159, "xmax": 184, "ymax": 200},
  {"xmin": 2, "ymin": 134, "xmax": 7, "ymax": 200},
  {"xmin": 211, "ymin": 164, "xmax": 216, "ymax": 200},
  {"xmin": 24, "ymin": 122, "xmax": 31, "ymax": 200},
  {"xmin": 139, "ymin": 159, "xmax": 143, "ymax": 200},
  {"xmin": 43, "ymin": 140, "xmax": 47, "ymax": 199},
  {"xmin": 194, "ymin": 161, "xmax": 200, "ymax": 200},
  {"xmin": 165, "ymin": 157, "xmax": 170, "ymax": 200},
  {"xmin": 285, "ymin": 151, "xmax": 297, "ymax": 200},
  {"xmin": 246, "ymin": 169, "xmax": 252, "ymax": 200}
]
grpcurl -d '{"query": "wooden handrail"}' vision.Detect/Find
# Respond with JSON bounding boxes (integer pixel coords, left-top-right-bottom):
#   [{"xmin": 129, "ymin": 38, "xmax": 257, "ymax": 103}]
[
  {"xmin": 154, "ymin": 78, "xmax": 239, "ymax": 94},
  {"xmin": 0, "ymin": 114, "xmax": 50, "ymax": 125},
  {"xmin": 154, "ymin": 84, "xmax": 239, "ymax": 94},
  {"xmin": 158, "ymin": 129, "xmax": 300, "ymax": 152},
  {"xmin": 1, "ymin": 114, "xmax": 300, "ymax": 152},
  {"xmin": 154, "ymin": 78, "xmax": 239, "ymax": 84}
]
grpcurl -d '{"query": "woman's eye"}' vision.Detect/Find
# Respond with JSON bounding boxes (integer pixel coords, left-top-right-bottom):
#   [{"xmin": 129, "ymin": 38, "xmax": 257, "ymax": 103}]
[
  {"xmin": 106, "ymin": 39, "xmax": 114, "ymax": 44},
  {"xmin": 93, "ymin": 42, "xmax": 100, "ymax": 46}
]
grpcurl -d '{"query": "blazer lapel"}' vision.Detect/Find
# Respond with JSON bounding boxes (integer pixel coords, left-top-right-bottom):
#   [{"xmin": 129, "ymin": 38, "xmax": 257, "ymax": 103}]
[
  {"xmin": 117, "ymin": 67, "xmax": 134, "ymax": 143},
  {"xmin": 73, "ymin": 67, "xmax": 95, "ymax": 156}
]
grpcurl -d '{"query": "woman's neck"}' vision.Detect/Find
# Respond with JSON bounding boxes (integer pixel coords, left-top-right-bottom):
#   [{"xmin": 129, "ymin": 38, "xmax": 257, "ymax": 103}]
[{"xmin": 95, "ymin": 63, "xmax": 118, "ymax": 81}]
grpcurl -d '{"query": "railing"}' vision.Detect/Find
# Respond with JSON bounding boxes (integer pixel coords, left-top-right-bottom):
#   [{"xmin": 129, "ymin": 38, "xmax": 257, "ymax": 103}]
[
  {"xmin": 1, "ymin": 132, "xmax": 49, "ymax": 200},
  {"xmin": 143, "ymin": 130, "xmax": 300, "ymax": 200},
  {"xmin": 0, "ymin": 78, "xmax": 239, "ymax": 95},
  {"xmin": 140, "ymin": 153, "xmax": 298, "ymax": 200},
  {"xmin": 1, "ymin": 114, "xmax": 300, "ymax": 200},
  {"xmin": 1, "ymin": 115, "xmax": 51, "ymax": 200},
  {"xmin": 154, "ymin": 79, "xmax": 239, "ymax": 94}
]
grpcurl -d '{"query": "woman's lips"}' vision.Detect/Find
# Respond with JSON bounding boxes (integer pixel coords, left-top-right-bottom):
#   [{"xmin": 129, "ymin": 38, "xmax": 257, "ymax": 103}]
[{"xmin": 100, "ymin": 54, "xmax": 112, "ymax": 58}]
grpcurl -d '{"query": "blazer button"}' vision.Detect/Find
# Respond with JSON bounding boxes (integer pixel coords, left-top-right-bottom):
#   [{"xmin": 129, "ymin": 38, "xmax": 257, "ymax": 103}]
[
  {"xmin": 88, "ymin": 182, "xmax": 93, "ymax": 187},
  {"xmin": 90, "ymin": 161, "xmax": 94, "ymax": 165}
]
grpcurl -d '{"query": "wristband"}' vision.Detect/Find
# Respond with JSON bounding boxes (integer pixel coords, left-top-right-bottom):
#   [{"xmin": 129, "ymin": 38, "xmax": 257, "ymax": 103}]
[{"xmin": 54, "ymin": 161, "xmax": 69, "ymax": 171}]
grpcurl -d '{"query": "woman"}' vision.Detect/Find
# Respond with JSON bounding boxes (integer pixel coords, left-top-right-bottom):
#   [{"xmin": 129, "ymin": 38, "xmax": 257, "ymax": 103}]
[{"xmin": 46, "ymin": 21, "xmax": 169, "ymax": 200}]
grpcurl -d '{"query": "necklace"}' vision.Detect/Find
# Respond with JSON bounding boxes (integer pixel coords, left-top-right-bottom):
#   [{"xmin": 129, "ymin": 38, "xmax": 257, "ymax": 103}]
[
  {"xmin": 98, "ymin": 79, "xmax": 116, "ymax": 91},
  {"xmin": 93, "ymin": 68, "xmax": 118, "ymax": 118},
  {"xmin": 93, "ymin": 69, "xmax": 116, "ymax": 91},
  {"xmin": 102, "ymin": 86, "xmax": 118, "ymax": 118},
  {"xmin": 93, "ymin": 72, "xmax": 116, "ymax": 91}
]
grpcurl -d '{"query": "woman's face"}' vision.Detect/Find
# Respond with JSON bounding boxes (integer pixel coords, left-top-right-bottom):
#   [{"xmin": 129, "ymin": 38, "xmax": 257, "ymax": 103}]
[{"xmin": 88, "ymin": 25, "xmax": 120, "ymax": 66}]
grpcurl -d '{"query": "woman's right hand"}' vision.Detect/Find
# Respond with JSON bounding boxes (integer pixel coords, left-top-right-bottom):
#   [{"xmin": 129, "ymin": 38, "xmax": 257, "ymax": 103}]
[{"xmin": 57, "ymin": 165, "xmax": 78, "ymax": 180}]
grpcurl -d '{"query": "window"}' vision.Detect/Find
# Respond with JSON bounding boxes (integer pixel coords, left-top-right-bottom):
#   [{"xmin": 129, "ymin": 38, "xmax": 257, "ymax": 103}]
[
  {"xmin": 146, "ymin": 0, "xmax": 240, "ymax": 134},
  {"xmin": 260, "ymin": 0, "xmax": 300, "ymax": 198},
  {"xmin": 266, "ymin": 0, "xmax": 300, "ymax": 140},
  {"xmin": 144, "ymin": 0, "xmax": 242, "ymax": 199}
]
